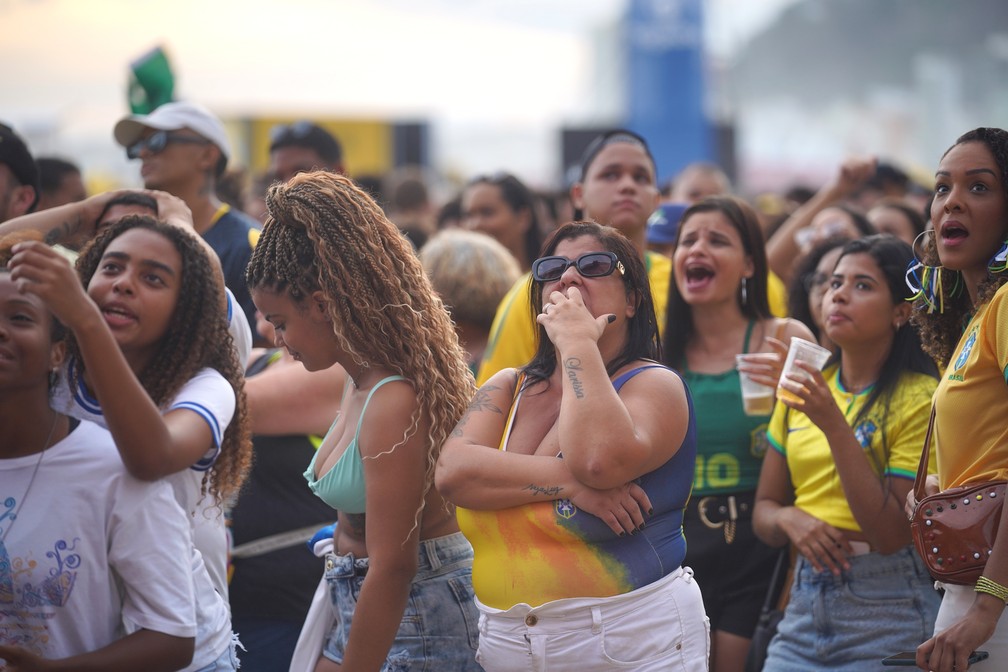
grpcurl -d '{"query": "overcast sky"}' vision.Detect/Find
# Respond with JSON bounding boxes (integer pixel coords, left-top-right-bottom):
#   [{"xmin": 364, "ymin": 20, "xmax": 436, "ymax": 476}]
[{"xmin": 0, "ymin": 0, "xmax": 797, "ymax": 185}]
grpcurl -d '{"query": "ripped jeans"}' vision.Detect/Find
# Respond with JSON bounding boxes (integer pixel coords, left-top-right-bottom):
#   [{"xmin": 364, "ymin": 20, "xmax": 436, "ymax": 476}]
[{"xmin": 321, "ymin": 532, "xmax": 481, "ymax": 671}]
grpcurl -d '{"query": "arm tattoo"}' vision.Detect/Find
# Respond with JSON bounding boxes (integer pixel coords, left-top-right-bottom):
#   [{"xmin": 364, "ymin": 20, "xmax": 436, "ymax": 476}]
[
  {"xmin": 450, "ymin": 385, "xmax": 503, "ymax": 437},
  {"xmin": 524, "ymin": 483, "xmax": 563, "ymax": 497},
  {"xmin": 343, "ymin": 512, "xmax": 367, "ymax": 537},
  {"xmin": 564, "ymin": 357, "xmax": 585, "ymax": 399},
  {"xmin": 43, "ymin": 219, "xmax": 79, "ymax": 245}
]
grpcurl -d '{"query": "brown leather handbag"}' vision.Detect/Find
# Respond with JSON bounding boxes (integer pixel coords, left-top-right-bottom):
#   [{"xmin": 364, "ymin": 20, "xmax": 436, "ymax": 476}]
[{"xmin": 910, "ymin": 406, "xmax": 1006, "ymax": 585}]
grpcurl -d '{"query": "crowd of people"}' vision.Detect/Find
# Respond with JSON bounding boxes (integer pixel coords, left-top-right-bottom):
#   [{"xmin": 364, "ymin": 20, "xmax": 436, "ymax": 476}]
[{"xmin": 1, "ymin": 105, "xmax": 1007, "ymax": 672}]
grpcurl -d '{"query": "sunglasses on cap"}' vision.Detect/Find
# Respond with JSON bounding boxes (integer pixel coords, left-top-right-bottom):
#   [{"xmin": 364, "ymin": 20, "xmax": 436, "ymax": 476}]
[
  {"xmin": 532, "ymin": 252, "xmax": 625, "ymax": 283},
  {"xmin": 269, "ymin": 120, "xmax": 317, "ymax": 143},
  {"xmin": 127, "ymin": 131, "xmax": 209, "ymax": 159}
]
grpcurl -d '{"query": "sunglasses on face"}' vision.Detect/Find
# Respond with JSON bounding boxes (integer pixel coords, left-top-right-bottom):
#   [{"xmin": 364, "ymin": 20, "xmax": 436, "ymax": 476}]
[
  {"xmin": 532, "ymin": 251, "xmax": 625, "ymax": 283},
  {"xmin": 126, "ymin": 131, "xmax": 209, "ymax": 159},
  {"xmin": 269, "ymin": 120, "xmax": 317, "ymax": 143}
]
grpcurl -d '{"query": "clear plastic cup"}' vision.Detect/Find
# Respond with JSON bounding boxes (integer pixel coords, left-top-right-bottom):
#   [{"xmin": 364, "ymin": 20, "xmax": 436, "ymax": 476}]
[
  {"xmin": 735, "ymin": 354, "xmax": 776, "ymax": 416},
  {"xmin": 776, "ymin": 337, "xmax": 832, "ymax": 405}
]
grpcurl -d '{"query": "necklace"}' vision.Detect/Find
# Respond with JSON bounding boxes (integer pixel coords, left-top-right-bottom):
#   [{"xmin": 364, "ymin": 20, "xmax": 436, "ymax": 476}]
[{"xmin": 1, "ymin": 413, "xmax": 60, "ymax": 543}]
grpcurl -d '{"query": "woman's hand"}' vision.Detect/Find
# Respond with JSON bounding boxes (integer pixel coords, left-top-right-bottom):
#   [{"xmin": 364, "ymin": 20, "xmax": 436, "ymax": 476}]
[
  {"xmin": 905, "ymin": 474, "xmax": 940, "ymax": 518},
  {"xmin": 8, "ymin": 241, "xmax": 98, "ymax": 331},
  {"xmin": 777, "ymin": 506, "xmax": 852, "ymax": 574},
  {"xmin": 142, "ymin": 190, "xmax": 194, "ymax": 230},
  {"xmin": 537, "ymin": 287, "xmax": 613, "ymax": 353},
  {"xmin": 777, "ymin": 360, "xmax": 845, "ymax": 432},
  {"xmin": 916, "ymin": 598, "xmax": 1001, "ymax": 672},
  {"xmin": 736, "ymin": 350, "xmax": 784, "ymax": 390},
  {"xmin": 567, "ymin": 480, "xmax": 652, "ymax": 536}
]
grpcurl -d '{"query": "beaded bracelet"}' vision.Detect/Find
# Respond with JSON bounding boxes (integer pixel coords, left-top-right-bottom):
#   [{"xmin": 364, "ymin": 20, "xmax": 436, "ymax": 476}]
[{"xmin": 975, "ymin": 576, "xmax": 1008, "ymax": 603}]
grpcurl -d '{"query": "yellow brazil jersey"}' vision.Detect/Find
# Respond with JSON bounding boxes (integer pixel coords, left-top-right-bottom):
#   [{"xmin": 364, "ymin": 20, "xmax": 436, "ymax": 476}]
[
  {"xmin": 476, "ymin": 252, "xmax": 672, "ymax": 385},
  {"xmin": 935, "ymin": 282, "xmax": 1008, "ymax": 488},
  {"xmin": 766, "ymin": 364, "xmax": 937, "ymax": 532}
]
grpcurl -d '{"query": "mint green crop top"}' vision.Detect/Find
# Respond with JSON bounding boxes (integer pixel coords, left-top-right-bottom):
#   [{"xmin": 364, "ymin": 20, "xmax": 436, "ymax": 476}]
[{"xmin": 303, "ymin": 375, "xmax": 407, "ymax": 514}]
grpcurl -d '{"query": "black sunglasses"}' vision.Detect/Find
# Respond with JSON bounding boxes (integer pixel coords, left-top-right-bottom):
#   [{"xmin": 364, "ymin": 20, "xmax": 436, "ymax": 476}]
[
  {"xmin": 127, "ymin": 130, "xmax": 209, "ymax": 159},
  {"xmin": 532, "ymin": 251, "xmax": 624, "ymax": 283}
]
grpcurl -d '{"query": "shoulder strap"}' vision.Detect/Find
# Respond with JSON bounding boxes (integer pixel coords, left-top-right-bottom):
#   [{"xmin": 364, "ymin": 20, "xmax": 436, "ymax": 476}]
[
  {"xmin": 912, "ymin": 405, "xmax": 938, "ymax": 507},
  {"xmin": 612, "ymin": 364, "xmax": 668, "ymax": 392},
  {"xmin": 353, "ymin": 376, "xmax": 408, "ymax": 443}
]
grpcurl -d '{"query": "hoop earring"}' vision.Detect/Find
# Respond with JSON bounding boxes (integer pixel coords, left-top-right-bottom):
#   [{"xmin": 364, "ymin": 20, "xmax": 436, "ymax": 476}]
[
  {"xmin": 988, "ymin": 237, "xmax": 1008, "ymax": 274},
  {"xmin": 905, "ymin": 230, "xmax": 962, "ymax": 314},
  {"xmin": 740, "ymin": 278, "xmax": 748, "ymax": 307}
]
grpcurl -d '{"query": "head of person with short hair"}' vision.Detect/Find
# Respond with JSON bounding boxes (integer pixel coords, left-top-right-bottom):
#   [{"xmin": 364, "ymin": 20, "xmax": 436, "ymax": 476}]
[
  {"xmin": 36, "ymin": 156, "xmax": 86, "ymax": 211},
  {"xmin": 570, "ymin": 129, "xmax": 661, "ymax": 255},
  {"xmin": 95, "ymin": 191, "xmax": 159, "ymax": 232},
  {"xmin": 0, "ymin": 122, "xmax": 40, "ymax": 221},
  {"xmin": 114, "ymin": 101, "xmax": 231, "ymax": 195},
  {"xmin": 670, "ymin": 161, "xmax": 732, "ymax": 204},
  {"xmin": 419, "ymin": 229, "xmax": 521, "ymax": 371},
  {"xmin": 268, "ymin": 120, "xmax": 344, "ymax": 183}
]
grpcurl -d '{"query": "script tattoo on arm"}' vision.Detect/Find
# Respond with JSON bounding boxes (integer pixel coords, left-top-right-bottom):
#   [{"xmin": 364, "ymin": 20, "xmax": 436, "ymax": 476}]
[
  {"xmin": 523, "ymin": 483, "xmax": 563, "ymax": 497},
  {"xmin": 564, "ymin": 357, "xmax": 585, "ymax": 399},
  {"xmin": 450, "ymin": 384, "xmax": 503, "ymax": 437}
]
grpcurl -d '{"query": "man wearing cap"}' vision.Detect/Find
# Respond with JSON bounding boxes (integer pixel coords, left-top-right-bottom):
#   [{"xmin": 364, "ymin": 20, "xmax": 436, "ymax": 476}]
[
  {"xmin": 0, "ymin": 123, "xmax": 40, "ymax": 222},
  {"xmin": 114, "ymin": 101, "xmax": 262, "ymax": 337},
  {"xmin": 268, "ymin": 120, "xmax": 344, "ymax": 183}
]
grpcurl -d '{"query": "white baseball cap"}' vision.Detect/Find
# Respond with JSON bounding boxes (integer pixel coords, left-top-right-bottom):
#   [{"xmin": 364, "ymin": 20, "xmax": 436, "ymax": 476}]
[{"xmin": 114, "ymin": 101, "xmax": 231, "ymax": 162}]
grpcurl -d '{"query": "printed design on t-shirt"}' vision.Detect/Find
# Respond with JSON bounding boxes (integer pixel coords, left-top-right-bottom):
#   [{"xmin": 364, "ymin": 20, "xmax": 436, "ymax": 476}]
[
  {"xmin": 750, "ymin": 422, "xmax": 771, "ymax": 458},
  {"xmin": 555, "ymin": 499, "xmax": 577, "ymax": 519},
  {"xmin": 854, "ymin": 419, "xmax": 878, "ymax": 450},
  {"xmin": 953, "ymin": 326, "xmax": 979, "ymax": 373}
]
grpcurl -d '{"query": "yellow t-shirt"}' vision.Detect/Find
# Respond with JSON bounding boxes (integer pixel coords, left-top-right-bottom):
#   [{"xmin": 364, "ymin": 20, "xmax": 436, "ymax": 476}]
[
  {"xmin": 476, "ymin": 251, "xmax": 672, "ymax": 385},
  {"xmin": 935, "ymin": 282, "xmax": 1008, "ymax": 488},
  {"xmin": 767, "ymin": 270, "xmax": 788, "ymax": 318},
  {"xmin": 766, "ymin": 364, "xmax": 937, "ymax": 531}
]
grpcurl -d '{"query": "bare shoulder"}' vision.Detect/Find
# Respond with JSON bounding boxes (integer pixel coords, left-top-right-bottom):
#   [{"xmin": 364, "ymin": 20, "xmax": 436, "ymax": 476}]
[
  {"xmin": 616, "ymin": 361, "xmax": 686, "ymax": 400},
  {"xmin": 772, "ymin": 316, "xmax": 816, "ymax": 343}
]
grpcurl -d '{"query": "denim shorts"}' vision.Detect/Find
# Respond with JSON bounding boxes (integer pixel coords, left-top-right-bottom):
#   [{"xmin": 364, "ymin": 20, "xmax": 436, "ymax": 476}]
[
  {"xmin": 321, "ymin": 531, "xmax": 481, "ymax": 671},
  {"xmin": 474, "ymin": 566, "xmax": 710, "ymax": 671},
  {"xmin": 190, "ymin": 632, "xmax": 241, "ymax": 672},
  {"xmin": 764, "ymin": 545, "xmax": 940, "ymax": 672}
]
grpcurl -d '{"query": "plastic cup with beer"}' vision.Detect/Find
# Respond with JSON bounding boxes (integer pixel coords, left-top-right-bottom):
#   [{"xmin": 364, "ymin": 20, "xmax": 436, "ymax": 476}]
[
  {"xmin": 735, "ymin": 353, "xmax": 777, "ymax": 416},
  {"xmin": 777, "ymin": 337, "xmax": 832, "ymax": 405}
]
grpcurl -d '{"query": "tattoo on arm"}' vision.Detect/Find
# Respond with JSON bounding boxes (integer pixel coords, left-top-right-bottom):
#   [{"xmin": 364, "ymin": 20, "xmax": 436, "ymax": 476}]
[
  {"xmin": 450, "ymin": 385, "xmax": 503, "ymax": 437},
  {"xmin": 524, "ymin": 483, "xmax": 563, "ymax": 497},
  {"xmin": 343, "ymin": 512, "xmax": 366, "ymax": 538},
  {"xmin": 43, "ymin": 220, "xmax": 80, "ymax": 245},
  {"xmin": 564, "ymin": 357, "xmax": 585, "ymax": 399}
]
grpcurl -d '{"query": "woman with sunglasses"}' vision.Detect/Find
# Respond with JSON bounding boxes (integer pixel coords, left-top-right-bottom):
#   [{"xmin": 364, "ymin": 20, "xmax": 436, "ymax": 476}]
[
  {"xmin": 461, "ymin": 172, "xmax": 543, "ymax": 271},
  {"xmin": 475, "ymin": 129, "xmax": 669, "ymax": 386},
  {"xmin": 908, "ymin": 127, "xmax": 1008, "ymax": 672},
  {"xmin": 437, "ymin": 221, "xmax": 708, "ymax": 671},
  {"xmin": 664, "ymin": 196, "xmax": 813, "ymax": 672},
  {"xmin": 753, "ymin": 235, "xmax": 941, "ymax": 671}
]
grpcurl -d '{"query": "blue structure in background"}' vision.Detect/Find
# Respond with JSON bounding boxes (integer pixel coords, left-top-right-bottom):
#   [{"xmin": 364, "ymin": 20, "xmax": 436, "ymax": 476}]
[{"xmin": 625, "ymin": 0, "xmax": 712, "ymax": 183}]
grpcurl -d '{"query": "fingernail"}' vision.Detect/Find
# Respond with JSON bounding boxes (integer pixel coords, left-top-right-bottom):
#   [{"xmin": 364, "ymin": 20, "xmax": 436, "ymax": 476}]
[
  {"xmin": 619, "ymin": 531, "xmax": 626, "ymax": 537},
  {"xmin": 638, "ymin": 522, "xmax": 646, "ymax": 530},
  {"xmin": 648, "ymin": 508, "xmax": 654, "ymax": 516},
  {"xmin": 607, "ymin": 314, "xmax": 616, "ymax": 323}
]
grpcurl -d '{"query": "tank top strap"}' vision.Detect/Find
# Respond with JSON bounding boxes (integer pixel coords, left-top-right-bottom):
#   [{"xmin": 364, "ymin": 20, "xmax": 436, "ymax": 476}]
[
  {"xmin": 612, "ymin": 363, "xmax": 670, "ymax": 392},
  {"xmin": 742, "ymin": 320, "xmax": 756, "ymax": 354},
  {"xmin": 353, "ymin": 375, "xmax": 408, "ymax": 443}
]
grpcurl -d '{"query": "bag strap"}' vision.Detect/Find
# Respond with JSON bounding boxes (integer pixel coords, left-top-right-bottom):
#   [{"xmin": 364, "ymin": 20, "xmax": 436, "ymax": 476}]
[
  {"xmin": 912, "ymin": 405, "xmax": 938, "ymax": 507},
  {"xmin": 760, "ymin": 547, "xmax": 790, "ymax": 613}
]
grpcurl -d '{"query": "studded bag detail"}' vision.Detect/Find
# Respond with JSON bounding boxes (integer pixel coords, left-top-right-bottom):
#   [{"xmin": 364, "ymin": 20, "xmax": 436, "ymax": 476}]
[{"xmin": 910, "ymin": 406, "xmax": 1006, "ymax": 585}]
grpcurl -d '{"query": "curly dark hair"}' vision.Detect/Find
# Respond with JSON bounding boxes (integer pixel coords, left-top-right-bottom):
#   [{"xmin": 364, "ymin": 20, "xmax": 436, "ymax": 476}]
[
  {"xmin": 246, "ymin": 171, "xmax": 474, "ymax": 527},
  {"xmin": 70, "ymin": 215, "xmax": 251, "ymax": 504},
  {"xmin": 912, "ymin": 127, "xmax": 1008, "ymax": 367}
]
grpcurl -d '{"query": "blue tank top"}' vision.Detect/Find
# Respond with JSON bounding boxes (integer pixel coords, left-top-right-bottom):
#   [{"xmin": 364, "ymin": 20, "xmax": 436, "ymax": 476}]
[{"xmin": 303, "ymin": 375, "xmax": 407, "ymax": 513}]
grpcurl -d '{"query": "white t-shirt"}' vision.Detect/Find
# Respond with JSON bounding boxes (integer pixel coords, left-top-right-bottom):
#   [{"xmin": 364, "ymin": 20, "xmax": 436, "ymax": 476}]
[
  {"xmin": 0, "ymin": 420, "xmax": 196, "ymax": 658},
  {"xmin": 51, "ymin": 364, "xmax": 235, "ymax": 669}
]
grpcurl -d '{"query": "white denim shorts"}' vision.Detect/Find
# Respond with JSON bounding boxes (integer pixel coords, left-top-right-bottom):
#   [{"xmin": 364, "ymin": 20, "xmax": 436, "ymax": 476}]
[{"xmin": 474, "ymin": 565, "xmax": 710, "ymax": 671}]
